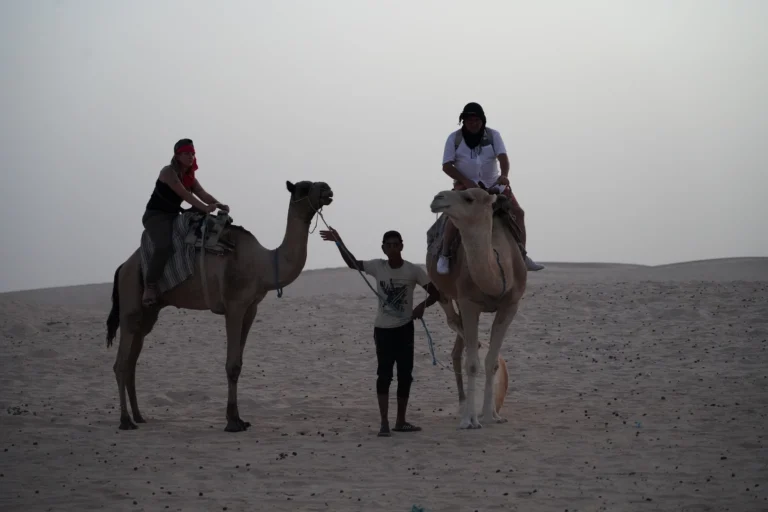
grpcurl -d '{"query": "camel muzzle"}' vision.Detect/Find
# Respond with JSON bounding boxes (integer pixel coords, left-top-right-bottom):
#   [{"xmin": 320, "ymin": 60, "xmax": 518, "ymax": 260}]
[{"xmin": 429, "ymin": 194, "xmax": 449, "ymax": 213}]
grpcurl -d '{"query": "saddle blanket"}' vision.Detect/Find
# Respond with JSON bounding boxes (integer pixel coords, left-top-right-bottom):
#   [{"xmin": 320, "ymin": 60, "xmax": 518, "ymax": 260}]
[{"xmin": 139, "ymin": 212, "xmax": 198, "ymax": 295}]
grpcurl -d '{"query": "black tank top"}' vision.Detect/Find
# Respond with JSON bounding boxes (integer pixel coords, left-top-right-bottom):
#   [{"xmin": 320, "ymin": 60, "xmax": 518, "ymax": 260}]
[{"xmin": 146, "ymin": 179, "xmax": 185, "ymax": 213}]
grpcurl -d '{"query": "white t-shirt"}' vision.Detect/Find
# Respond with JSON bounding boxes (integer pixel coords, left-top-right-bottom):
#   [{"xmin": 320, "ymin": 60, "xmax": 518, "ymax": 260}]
[
  {"xmin": 442, "ymin": 127, "xmax": 508, "ymax": 191},
  {"xmin": 362, "ymin": 259, "xmax": 431, "ymax": 329}
]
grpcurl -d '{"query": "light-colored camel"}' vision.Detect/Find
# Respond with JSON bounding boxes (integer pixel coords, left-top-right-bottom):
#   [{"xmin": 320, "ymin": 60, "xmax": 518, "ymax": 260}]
[
  {"xmin": 426, "ymin": 187, "xmax": 526, "ymax": 429},
  {"xmin": 106, "ymin": 180, "xmax": 333, "ymax": 432}
]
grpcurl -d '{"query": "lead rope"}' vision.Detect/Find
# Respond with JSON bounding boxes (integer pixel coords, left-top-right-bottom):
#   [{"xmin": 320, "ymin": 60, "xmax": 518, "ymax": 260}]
[{"xmin": 273, "ymin": 248, "xmax": 283, "ymax": 298}]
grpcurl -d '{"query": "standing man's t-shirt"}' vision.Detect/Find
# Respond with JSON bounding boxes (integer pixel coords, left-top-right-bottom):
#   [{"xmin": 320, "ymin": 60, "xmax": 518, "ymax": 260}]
[{"xmin": 362, "ymin": 259, "xmax": 431, "ymax": 329}]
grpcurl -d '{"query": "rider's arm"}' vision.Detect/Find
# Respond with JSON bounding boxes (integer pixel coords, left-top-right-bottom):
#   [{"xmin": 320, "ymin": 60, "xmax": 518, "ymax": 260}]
[
  {"xmin": 442, "ymin": 134, "xmax": 472, "ymax": 186},
  {"xmin": 498, "ymin": 153, "xmax": 510, "ymax": 177},
  {"xmin": 191, "ymin": 179, "xmax": 219, "ymax": 205},
  {"xmin": 442, "ymin": 162, "xmax": 468, "ymax": 183},
  {"xmin": 159, "ymin": 167, "xmax": 210, "ymax": 211},
  {"xmin": 492, "ymin": 129, "xmax": 510, "ymax": 177}
]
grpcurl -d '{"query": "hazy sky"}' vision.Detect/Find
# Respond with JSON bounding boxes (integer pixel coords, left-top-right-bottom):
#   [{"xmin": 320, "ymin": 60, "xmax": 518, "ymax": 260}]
[{"xmin": 1, "ymin": 0, "xmax": 766, "ymax": 293}]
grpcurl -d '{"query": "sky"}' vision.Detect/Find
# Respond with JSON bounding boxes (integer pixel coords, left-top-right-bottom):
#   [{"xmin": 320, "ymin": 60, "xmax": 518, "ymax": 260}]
[{"xmin": 1, "ymin": 0, "xmax": 766, "ymax": 293}]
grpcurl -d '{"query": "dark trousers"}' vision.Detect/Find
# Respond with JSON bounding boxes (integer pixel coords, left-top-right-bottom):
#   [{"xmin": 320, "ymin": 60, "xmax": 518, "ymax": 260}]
[
  {"xmin": 374, "ymin": 320, "xmax": 415, "ymax": 398},
  {"xmin": 142, "ymin": 209, "xmax": 178, "ymax": 285}
]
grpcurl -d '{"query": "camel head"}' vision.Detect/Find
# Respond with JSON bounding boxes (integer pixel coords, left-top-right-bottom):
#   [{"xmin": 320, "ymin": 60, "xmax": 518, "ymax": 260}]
[
  {"xmin": 286, "ymin": 180, "xmax": 334, "ymax": 221},
  {"xmin": 430, "ymin": 188, "xmax": 497, "ymax": 228}
]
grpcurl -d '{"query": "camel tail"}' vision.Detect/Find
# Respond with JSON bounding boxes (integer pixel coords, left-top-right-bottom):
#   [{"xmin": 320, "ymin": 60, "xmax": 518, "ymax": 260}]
[
  {"xmin": 106, "ymin": 264, "xmax": 122, "ymax": 348},
  {"xmin": 494, "ymin": 355, "xmax": 509, "ymax": 414}
]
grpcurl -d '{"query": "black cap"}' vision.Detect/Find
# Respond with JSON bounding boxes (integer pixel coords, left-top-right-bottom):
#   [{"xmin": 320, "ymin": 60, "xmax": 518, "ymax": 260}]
[{"xmin": 459, "ymin": 102, "xmax": 486, "ymax": 123}]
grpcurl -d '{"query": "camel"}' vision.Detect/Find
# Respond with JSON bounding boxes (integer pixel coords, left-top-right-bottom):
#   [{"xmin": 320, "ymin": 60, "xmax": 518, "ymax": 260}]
[
  {"xmin": 426, "ymin": 187, "xmax": 527, "ymax": 429},
  {"xmin": 105, "ymin": 180, "xmax": 333, "ymax": 432}
]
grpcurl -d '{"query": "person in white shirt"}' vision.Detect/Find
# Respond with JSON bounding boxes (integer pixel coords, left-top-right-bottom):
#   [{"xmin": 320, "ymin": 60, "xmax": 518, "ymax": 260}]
[
  {"xmin": 437, "ymin": 102, "xmax": 544, "ymax": 274},
  {"xmin": 319, "ymin": 227, "xmax": 441, "ymax": 437}
]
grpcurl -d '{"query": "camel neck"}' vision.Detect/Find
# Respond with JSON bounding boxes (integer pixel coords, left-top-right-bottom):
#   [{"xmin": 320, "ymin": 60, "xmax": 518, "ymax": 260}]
[
  {"xmin": 457, "ymin": 216, "xmax": 507, "ymax": 297},
  {"xmin": 271, "ymin": 206, "xmax": 312, "ymax": 290}
]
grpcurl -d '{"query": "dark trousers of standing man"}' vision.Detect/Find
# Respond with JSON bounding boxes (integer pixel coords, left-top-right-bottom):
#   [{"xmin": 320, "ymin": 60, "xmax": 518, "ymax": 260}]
[{"xmin": 374, "ymin": 320, "xmax": 415, "ymax": 398}]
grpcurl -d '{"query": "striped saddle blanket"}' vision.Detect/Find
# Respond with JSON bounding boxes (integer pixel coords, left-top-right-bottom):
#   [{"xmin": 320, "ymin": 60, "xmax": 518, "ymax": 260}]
[{"xmin": 139, "ymin": 211, "xmax": 234, "ymax": 295}]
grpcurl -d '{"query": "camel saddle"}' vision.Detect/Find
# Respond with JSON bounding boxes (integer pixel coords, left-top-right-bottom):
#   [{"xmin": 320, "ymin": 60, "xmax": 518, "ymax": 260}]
[{"xmin": 184, "ymin": 210, "xmax": 236, "ymax": 255}]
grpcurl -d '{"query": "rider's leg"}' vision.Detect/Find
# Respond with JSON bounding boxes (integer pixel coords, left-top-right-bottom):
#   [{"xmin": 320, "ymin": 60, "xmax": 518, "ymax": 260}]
[
  {"xmin": 437, "ymin": 219, "xmax": 456, "ymax": 275},
  {"xmin": 503, "ymin": 187, "xmax": 544, "ymax": 272},
  {"xmin": 437, "ymin": 180, "xmax": 466, "ymax": 275},
  {"xmin": 141, "ymin": 211, "xmax": 177, "ymax": 305}
]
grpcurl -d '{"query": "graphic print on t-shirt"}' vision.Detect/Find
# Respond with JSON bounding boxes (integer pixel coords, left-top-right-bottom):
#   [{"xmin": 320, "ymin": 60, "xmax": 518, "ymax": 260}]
[{"xmin": 380, "ymin": 278, "xmax": 409, "ymax": 315}]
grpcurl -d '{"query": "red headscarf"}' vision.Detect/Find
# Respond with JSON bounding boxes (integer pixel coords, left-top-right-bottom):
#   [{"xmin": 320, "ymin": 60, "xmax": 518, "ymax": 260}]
[{"xmin": 174, "ymin": 143, "xmax": 198, "ymax": 188}]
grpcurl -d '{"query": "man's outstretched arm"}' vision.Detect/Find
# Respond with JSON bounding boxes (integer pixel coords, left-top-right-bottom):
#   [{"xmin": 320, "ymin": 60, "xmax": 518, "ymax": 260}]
[{"xmin": 319, "ymin": 228, "xmax": 363, "ymax": 270}]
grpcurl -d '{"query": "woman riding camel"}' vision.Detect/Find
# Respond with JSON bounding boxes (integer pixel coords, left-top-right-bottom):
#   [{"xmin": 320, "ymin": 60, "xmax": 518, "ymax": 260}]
[
  {"xmin": 141, "ymin": 138, "xmax": 229, "ymax": 306},
  {"xmin": 438, "ymin": 102, "xmax": 544, "ymax": 274}
]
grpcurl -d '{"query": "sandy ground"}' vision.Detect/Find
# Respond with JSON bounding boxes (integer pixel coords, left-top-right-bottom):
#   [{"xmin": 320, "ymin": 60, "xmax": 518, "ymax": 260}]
[{"xmin": 1, "ymin": 258, "xmax": 767, "ymax": 512}]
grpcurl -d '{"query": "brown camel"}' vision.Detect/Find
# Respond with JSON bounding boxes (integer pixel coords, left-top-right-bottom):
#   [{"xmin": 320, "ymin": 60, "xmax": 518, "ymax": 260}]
[
  {"xmin": 426, "ymin": 187, "xmax": 527, "ymax": 429},
  {"xmin": 106, "ymin": 180, "xmax": 333, "ymax": 432}
]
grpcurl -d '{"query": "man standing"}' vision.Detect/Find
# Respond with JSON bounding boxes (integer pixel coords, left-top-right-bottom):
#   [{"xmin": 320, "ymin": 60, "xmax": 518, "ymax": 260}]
[{"xmin": 320, "ymin": 227, "xmax": 441, "ymax": 437}]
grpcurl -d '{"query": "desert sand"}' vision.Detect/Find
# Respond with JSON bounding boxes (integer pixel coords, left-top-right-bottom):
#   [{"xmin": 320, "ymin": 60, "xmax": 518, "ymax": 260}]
[{"xmin": 1, "ymin": 258, "xmax": 767, "ymax": 512}]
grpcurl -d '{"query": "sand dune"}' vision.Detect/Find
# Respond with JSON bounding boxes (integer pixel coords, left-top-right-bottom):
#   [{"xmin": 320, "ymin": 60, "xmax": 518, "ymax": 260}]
[{"xmin": 1, "ymin": 258, "xmax": 767, "ymax": 511}]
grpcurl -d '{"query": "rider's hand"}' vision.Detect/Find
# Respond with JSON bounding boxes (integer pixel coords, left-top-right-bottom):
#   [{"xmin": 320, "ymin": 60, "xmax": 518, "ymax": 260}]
[
  {"xmin": 411, "ymin": 303, "xmax": 426, "ymax": 320},
  {"xmin": 204, "ymin": 203, "xmax": 217, "ymax": 214},
  {"xmin": 319, "ymin": 228, "xmax": 341, "ymax": 243},
  {"xmin": 216, "ymin": 203, "xmax": 230, "ymax": 213},
  {"xmin": 495, "ymin": 175, "xmax": 509, "ymax": 187}
]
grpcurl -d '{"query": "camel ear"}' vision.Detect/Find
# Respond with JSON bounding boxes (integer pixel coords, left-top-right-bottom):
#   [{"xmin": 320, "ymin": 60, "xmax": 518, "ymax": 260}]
[{"xmin": 286, "ymin": 181, "xmax": 296, "ymax": 194}]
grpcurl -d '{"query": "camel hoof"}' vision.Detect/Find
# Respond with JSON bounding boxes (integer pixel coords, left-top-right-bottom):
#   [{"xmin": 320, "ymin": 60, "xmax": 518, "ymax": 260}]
[
  {"xmin": 458, "ymin": 418, "xmax": 481, "ymax": 430},
  {"xmin": 492, "ymin": 412, "xmax": 508, "ymax": 423},
  {"xmin": 133, "ymin": 414, "xmax": 146, "ymax": 424},
  {"xmin": 119, "ymin": 417, "xmax": 138, "ymax": 430},
  {"xmin": 224, "ymin": 418, "xmax": 251, "ymax": 432}
]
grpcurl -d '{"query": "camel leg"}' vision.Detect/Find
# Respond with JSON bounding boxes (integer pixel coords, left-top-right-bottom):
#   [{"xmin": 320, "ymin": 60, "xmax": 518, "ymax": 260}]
[
  {"xmin": 451, "ymin": 333, "xmax": 465, "ymax": 406},
  {"xmin": 125, "ymin": 334, "xmax": 147, "ymax": 424},
  {"xmin": 436, "ymin": 299, "xmax": 466, "ymax": 409},
  {"xmin": 480, "ymin": 301, "xmax": 519, "ymax": 424},
  {"xmin": 438, "ymin": 298, "xmax": 463, "ymax": 338},
  {"xmin": 456, "ymin": 298, "xmax": 482, "ymax": 429},
  {"xmin": 239, "ymin": 302, "xmax": 259, "ymax": 361},
  {"xmin": 113, "ymin": 325, "xmax": 140, "ymax": 430},
  {"xmin": 125, "ymin": 307, "xmax": 158, "ymax": 424},
  {"xmin": 224, "ymin": 309, "xmax": 250, "ymax": 432}
]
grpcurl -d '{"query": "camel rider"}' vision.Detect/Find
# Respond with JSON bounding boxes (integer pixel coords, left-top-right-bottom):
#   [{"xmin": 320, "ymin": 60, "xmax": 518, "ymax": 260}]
[
  {"xmin": 437, "ymin": 102, "xmax": 544, "ymax": 274},
  {"xmin": 141, "ymin": 138, "xmax": 229, "ymax": 306}
]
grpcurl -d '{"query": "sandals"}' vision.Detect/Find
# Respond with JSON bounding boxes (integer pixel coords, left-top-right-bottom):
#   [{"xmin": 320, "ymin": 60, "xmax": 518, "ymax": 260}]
[
  {"xmin": 377, "ymin": 422, "xmax": 422, "ymax": 436},
  {"xmin": 392, "ymin": 422, "xmax": 421, "ymax": 433},
  {"xmin": 378, "ymin": 424, "xmax": 392, "ymax": 437}
]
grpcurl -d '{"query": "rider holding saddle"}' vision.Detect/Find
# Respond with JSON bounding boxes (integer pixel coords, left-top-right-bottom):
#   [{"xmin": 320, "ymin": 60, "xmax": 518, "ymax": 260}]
[
  {"xmin": 437, "ymin": 102, "xmax": 544, "ymax": 274},
  {"xmin": 141, "ymin": 138, "xmax": 229, "ymax": 306}
]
